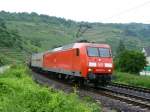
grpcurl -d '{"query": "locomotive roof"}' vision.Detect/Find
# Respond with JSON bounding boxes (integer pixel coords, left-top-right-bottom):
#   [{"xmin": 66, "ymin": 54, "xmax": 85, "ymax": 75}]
[
  {"xmin": 32, "ymin": 43, "xmax": 111, "ymax": 55},
  {"xmin": 50, "ymin": 43, "xmax": 110, "ymax": 52},
  {"xmin": 74, "ymin": 43, "xmax": 110, "ymax": 48}
]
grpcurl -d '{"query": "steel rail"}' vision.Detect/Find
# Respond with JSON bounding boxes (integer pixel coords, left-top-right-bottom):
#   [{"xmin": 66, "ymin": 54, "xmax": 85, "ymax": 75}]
[{"xmin": 110, "ymin": 82, "xmax": 150, "ymax": 93}]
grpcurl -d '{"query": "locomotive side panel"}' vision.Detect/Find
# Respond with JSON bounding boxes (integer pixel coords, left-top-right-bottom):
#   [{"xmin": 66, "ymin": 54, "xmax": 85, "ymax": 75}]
[
  {"xmin": 56, "ymin": 49, "xmax": 74, "ymax": 70},
  {"xmin": 71, "ymin": 48, "xmax": 82, "ymax": 76},
  {"xmin": 43, "ymin": 53, "xmax": 55, "ymax": 68},
  {"xmin": 43, "ymin": 49, "xmax": 82, "ymax": 77}
]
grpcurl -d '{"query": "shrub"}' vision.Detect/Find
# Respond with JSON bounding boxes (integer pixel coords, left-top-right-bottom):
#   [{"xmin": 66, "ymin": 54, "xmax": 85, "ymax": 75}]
[
  {"xmin": 0, "ymin": 65, "xmax": 100, "ymax": 112},
  {"xmin": 115, "ymin": 50, "xmax": 147, "ymax": 74},
  {"xmin": 0, "ymin": 55, "xmax": 8, "ymax": 66}
]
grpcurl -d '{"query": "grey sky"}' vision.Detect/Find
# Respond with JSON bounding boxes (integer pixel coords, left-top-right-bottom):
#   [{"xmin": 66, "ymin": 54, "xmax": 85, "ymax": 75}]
[{"xmin": 0, "ymin": 0, "xmax": 150, "ymax": 23}]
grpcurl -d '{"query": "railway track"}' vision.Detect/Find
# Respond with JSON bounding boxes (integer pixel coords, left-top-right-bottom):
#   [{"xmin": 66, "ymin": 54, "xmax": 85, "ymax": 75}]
[
  {"xmin": 96, "ymin": 87, "xmax": 150, "ymax": 110},
  {"xmin": 31, "ymin": 71, "xmax": 150, "ymax": 112},
  {"xmin": 110, "ymin": 82, "xmax": 150, "ymax": 93},
  {"xmin": 99, "ymin": 82, "xmax": 150, "ymax": 110}
]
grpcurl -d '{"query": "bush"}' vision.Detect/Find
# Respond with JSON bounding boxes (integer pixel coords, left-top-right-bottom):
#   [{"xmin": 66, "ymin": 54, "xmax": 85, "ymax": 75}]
[
  {"xmin": 115, "ymin": 50, "xmax": 147, "ymax": 74},
  {"xmin": 0, "ymin": 55, "xmax": 9, "ymax": 66},
  {"xmin": 0, "ymin": 65, "xmax": 100, "ymax": 112}
]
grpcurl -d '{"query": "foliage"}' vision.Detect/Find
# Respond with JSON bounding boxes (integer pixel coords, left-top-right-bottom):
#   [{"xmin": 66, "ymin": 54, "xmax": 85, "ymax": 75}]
[
  {"xmin": 0, "ymin": 11, "xmax": 76, "ymax": 27},
  {"xmin": 1, "ymin": 11, "xmax": 150, "ymax": 65},
  {"xmin": 0, "ymin": 20, "xmax": 22, "ymax": 48},
  {"xmin": 114, "ymin": 39, "xmax": 126, "ymax": 70},
  {"xmin": 0, "ymin": 18, "xmax": 6, "ymax": 29},
  {"xmin": 116, "ymin": 39, "xmax": 126, "ymax": 56},
  {"xmin": 0, "ymin": 11, "xmax": 150, "ymax": 52},
  {"xmin": 0, "ymin": 65, "xmax": 100, "ymax": 112},
  {"xmin": 116, "ymin": 50, "xmax": 147, "ymax": 74},
  {"xmin": 0, "ymin": 18, "xmax": 42, "ymax": 64},
  {"xmin": 113, "ymin": 71, "xmax": 150, "ymax": 88},
  {"xmin": 0, "ymin": 55, "xmax": 9, "ymax": 66}
]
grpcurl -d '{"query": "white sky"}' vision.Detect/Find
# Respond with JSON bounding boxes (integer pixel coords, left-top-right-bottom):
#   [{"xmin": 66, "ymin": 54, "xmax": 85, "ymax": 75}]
[{"xmin": 0, "ymin": 0, "xmax": 150, "ymax": 23}]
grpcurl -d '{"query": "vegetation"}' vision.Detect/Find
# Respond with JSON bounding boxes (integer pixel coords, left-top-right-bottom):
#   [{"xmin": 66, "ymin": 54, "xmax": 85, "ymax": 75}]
[
  {"xmin": 116, "ymin": 39, "xmax": 126, "ymax": 57},
  {"xmin": 0, "ymin": 19, "xmax": 23, "ymax": 49},
  {"xmin": 1, "ymin": 11, "xmax": 150, "ymax": 111},
  {"xmin": 115, "ymin": 50, "xmax": 147, "ymax": 74},
  {"xmin": 0, "ymin": 18, "xmax": 40, "ymax": 65},
  {"xmin": 0, "ymin": 55, "xmax": 9, "ymax": 66},
  {"xmin": 1, "ymin": 11, "xmax": 150, "ymax": 52},
  {"xmin": 1, "ymin": 11, "xmax": 150, "ymax": 65},
  {"xmin": 114, "ymin": 71, "xmax": 150, "ymax": 88},
  {"xmin": 0, "ymin": 65, "xmax": 100, "ymax": 112}
]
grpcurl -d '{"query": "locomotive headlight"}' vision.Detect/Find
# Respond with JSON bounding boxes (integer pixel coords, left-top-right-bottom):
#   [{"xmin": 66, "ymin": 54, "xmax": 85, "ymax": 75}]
[
  {"xmin": 88, "ymin": 68, "xmax": 93, "ymax": 72},
  {"xmin": 89, "ymin": 62, "xmax": 97, "ymax": 67},
  {"xmin": 108, "ymin": 69, "xmax": 111, "ymax": 72},
  {"xmin": 104, "ymin": 63, "xmax": 112, "ymax": 68}
]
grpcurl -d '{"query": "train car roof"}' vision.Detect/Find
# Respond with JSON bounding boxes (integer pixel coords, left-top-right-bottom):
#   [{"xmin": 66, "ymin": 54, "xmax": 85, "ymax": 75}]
[
  {"xmin": 32, "ymin": 43, "xmax": 111, "ymax": 55},
  {"xmin": 74, "ymin": 43, "xmax": 110, "ymax": 48},
  {"xmin": 48, "ymin": 43, "xmax": 110, "ymax": 52}
]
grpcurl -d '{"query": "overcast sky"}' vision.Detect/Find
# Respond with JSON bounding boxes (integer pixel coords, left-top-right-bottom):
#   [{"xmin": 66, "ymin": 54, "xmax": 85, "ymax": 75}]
[{"xmin": 0, "ymin": 0, "xmax": 150, "ymax": 23}]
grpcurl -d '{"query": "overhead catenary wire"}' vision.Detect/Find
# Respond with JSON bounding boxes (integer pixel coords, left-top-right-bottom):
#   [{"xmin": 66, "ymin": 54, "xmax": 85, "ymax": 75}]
[{"xmin": 104, "ymin": 0, "xmax": 150, "ymax": 21}]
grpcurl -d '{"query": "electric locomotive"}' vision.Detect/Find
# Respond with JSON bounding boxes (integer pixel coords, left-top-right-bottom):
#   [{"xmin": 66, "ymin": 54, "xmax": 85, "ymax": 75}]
[{"xmin": 30, "ymin": 42, "xmax": 114, "ymax": 85}]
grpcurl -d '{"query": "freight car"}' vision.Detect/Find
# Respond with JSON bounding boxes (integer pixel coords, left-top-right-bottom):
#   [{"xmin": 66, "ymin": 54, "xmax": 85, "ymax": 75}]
[{"xmin": 30, "ymin": 43, "xmax": 114, "ymax": 85}]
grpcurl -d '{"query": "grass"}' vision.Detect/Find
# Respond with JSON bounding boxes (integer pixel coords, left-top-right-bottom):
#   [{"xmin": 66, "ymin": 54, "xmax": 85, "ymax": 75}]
[
  {"xmin": 0, "ymin": 47, "xmax": 28, "ymax": 65},
  {"xmin": 0, "ymin": 65, "xmax": 100, "ymax": 112},
  {"xmin": 113, "ymin": 71, "xmax": 150, "ymax": 88}
]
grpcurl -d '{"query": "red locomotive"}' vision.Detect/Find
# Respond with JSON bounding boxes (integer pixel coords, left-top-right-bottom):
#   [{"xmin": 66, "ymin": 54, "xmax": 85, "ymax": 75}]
[{"xmin": 31, "ymin": 42, "xmax": 114, "ymax": 85}]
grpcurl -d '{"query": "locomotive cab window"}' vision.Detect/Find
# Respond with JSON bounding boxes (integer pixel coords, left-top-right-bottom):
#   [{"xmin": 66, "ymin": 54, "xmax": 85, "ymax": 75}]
[
  {"xmin": 99, "ymin": 48, "xmax": 111, "ymax": 57},
  {"xmin": 87, "ymin": 47, "xmax": 111, "ymax": 57},
  {"xmin": 87, "ymin": 47, "xmax": 99, "ymax": 57}
]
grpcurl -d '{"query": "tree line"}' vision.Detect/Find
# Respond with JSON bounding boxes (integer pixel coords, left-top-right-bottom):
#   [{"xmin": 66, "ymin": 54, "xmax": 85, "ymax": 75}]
[{"xmin": 0, "ymin": 11, "xmax": 76, "ymax": 28}]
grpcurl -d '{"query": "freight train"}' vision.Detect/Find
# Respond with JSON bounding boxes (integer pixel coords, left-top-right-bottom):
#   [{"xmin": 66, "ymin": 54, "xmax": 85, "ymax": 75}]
[{"xmin": 30, "ymin": 42, "xmax": 114, "ymax": 85}]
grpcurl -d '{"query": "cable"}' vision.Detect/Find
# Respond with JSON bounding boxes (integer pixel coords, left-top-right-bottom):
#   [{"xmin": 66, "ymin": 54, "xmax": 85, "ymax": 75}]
[{"xmin": 105, "ymin": 0, "xmax": 150, "ymax": 21}]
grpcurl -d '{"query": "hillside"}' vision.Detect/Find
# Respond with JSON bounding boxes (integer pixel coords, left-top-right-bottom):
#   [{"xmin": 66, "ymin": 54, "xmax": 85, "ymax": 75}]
[
  {"xmin": 0, "ymin": 11, "xmax": 150, "ymax": 64},
  {"xmin": 0, "ymin": 17, "xmax": 39, "ymax": 65}
]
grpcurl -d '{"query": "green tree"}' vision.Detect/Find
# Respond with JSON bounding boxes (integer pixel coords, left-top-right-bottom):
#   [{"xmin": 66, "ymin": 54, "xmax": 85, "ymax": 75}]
[
  {"xmin": 118, "ymin": 50, "xmax": 147, "ymax": 74},
  {"xmin": 115, "ymin": 39, "xmax": 126, "ymax": 70},
  {"xmin": 116, "ymin": 39, "xmax": 126, "ymax": 56},
  {"xmin": 0, "ymin": 55, "xmax": 8, "ymax": 66}
]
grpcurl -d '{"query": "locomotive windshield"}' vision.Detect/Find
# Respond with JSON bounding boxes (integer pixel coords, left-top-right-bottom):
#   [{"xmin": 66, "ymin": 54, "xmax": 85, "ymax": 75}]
[
  {"xmin": 87, "ymin": 47, "xmax": 99, "ymax": 57},
  {"xmin": 87, "ymin": 47, "xmax": 111, "ymax": 57},
  {"xmin": 99, "ymin": 48, "xmax": 110, "ymax": 57}
]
